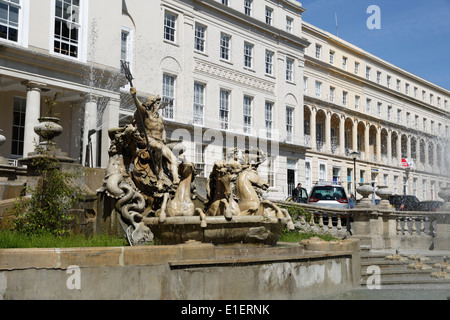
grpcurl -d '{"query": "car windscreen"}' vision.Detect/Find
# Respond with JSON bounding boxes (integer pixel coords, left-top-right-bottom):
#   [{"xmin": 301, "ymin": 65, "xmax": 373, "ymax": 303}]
[{"xmin": 310, "ymin": 186, "xmax": 346, "ymax": 200}]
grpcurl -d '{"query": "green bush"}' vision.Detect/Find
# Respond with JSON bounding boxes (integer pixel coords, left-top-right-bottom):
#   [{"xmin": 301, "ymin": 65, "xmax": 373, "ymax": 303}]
[{"xmin": 11, "ymin": 153, "xmax": 84, "ymax": 236}]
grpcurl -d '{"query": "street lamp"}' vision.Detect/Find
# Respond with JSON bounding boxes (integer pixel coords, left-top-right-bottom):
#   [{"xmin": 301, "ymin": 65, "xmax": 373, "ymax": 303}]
[{"xmin": 351, "ymin": 151, "xmax": 360, "ymax": 197}]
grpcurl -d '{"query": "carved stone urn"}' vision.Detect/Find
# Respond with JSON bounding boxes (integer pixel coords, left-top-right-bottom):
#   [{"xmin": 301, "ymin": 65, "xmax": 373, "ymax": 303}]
[
  {"xmin": 376, "ymin": 185, "xmax": 393, "ymax": 210},
  {"xmin": 356, "ymin": 183, "xmax": 374, "ymax": 207},
  {"xmin": 34, "ymin": 117, "xmax": 63, "ymax": 142}
]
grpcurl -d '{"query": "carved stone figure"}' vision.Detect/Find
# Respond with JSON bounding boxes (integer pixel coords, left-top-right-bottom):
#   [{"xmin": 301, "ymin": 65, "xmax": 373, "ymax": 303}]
[{"xmin": 99, "ymin": 79, "xmax": 293, "ymax": 245}]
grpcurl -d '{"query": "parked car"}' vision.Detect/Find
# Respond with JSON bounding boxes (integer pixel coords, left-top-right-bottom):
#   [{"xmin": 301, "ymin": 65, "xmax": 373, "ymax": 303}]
[
  {"xmin": 307, "ymin": 181, "xmax": 350, "ymax": 209},
  {"xmin": 307, "ymin": 181, "xmax": 351, "ymax": 225},
  {"xmin": 418, "ymin": 200, "xmax": 444, "ymax": 212},
  {"xmin": 388, "ymin": 195, "xmax": 421, "ymax": 211}
]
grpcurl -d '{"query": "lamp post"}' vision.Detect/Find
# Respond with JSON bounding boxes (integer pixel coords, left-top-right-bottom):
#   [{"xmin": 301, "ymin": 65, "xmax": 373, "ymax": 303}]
[{"xmin": 351, "ymin": 151, "xmax": 360, "ymax": 197}]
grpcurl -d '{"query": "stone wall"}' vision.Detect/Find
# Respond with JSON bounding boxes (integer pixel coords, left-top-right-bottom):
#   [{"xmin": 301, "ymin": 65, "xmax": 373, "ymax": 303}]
[{"xmin": 0, "ymin": 240, "xmax": 360, "ymax": 300}]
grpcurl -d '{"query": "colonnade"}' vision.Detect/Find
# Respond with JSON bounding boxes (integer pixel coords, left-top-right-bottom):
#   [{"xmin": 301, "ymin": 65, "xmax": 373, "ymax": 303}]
[{"xmin": 304, "ymin": 104, "xmax": 449, "ymax": 173}]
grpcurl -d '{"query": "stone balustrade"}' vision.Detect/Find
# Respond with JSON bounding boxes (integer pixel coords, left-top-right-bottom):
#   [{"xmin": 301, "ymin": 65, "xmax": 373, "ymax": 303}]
[{"xmin": 277, "ymin": 201, "xmax": 450, "ymax": 251}]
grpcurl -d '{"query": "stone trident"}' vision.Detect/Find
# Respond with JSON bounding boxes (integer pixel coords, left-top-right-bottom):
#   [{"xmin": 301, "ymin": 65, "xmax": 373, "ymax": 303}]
[{"xmin": 120, "ymin": 60, "xmax": 158, "ymax": 176}]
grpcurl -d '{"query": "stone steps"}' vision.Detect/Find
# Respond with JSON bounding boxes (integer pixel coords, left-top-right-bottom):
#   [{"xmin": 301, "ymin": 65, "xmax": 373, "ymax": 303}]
[{"xmin": 359, "ymin": 251, "xmax": 450, "ymax": 287}]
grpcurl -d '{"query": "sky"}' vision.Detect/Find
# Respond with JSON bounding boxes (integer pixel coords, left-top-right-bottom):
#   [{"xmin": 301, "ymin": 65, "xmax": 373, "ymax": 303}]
[{"xmin": 298, "ymin": 0, "xmax": 450, "ymax": 91}]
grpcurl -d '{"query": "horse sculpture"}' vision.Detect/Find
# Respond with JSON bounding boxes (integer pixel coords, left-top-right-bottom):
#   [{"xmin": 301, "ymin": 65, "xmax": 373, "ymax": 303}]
[
  {"xmin": 204, "ymin": 161, "xmax": 239, "ymax": 219},
  {"xmin": 160, "ymin": 159, "xmax": 206, "ymax": 227}
]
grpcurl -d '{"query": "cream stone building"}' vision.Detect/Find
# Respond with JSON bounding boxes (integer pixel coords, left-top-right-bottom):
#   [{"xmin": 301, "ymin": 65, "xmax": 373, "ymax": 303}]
[
  {"xmin": 302, "ymin": 22, "xmax": 450, "ymax": 200},
  {"xmin": 0, "ymin": 0, "xmax": 449, "ymax": 201}
]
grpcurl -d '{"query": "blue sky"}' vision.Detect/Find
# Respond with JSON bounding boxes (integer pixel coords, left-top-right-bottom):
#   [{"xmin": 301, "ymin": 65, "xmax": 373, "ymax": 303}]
[{"xmin": 298, "ymin": 0, "xmax": 450, "ymax": 91}]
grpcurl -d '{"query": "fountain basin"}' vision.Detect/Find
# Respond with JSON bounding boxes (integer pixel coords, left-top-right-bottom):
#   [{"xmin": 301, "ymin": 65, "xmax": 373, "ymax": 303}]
[{"xmin": 143, "ymin": 215, "xmax": 287, "ymax": 245}]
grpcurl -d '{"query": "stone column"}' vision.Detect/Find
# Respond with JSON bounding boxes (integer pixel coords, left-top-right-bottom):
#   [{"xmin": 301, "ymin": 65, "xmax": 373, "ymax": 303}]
[
  {"xmin": 325, "ymin": 109, "xmax": 331, "ymax": 153},
  {"xmin": 387, "ymin": 129, "xmax": 392, "ymax": 160},
  {"xmin": 352, "ymin": 119, "xmax": 358, "ymax": 153},
  {"xmin": 406, "ymin": 134, "xmax": 411, "ymax": 161},
  {"xmin": 339, "ymin": 114, "xmax": 345, "ymax": 156},
  {"xmin": 396, "ymin": 131, "xmax": 401, "ymax": 166},
  {"xmin": 81, "ymin": 93, "xmax": 99, "ymax": 167},
  {"xmin": 310, "ymin": 106, "xmax": 316, "ymax": 151},
  {"xmin": 100, "ymin": 98, "xmax": 120, "ymax": 167},
  {"xmin": 21, "ymin": 81, "xmax": 48, "ymax": 157},
  {"xmin": 415, "ymin": 137, "xmax": 421, "ymax": 167},
  {"xmin": 376, "ymin": 125, "xmax": 381, "ymax": 163},
  {"xmin": 364, "ymin": 122, "xmax": 370, "ymax": 161}
]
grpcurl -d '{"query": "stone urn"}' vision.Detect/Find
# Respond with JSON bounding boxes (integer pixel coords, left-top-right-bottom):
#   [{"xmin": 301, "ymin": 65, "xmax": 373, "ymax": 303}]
[
  {"xmin": 356, "ymin": 183, "xmax": 374, "ymax": 207},
  {"xmin": 376, "ymin": 185, "xmax": 392, "ymax": 209},
  {"xmin": 34, "ymin": 117, "xmax": 63, "ymax": 142}
]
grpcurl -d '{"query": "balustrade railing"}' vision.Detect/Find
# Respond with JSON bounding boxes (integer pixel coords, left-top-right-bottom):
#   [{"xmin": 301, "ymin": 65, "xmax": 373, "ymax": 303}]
[
  {"xmin": 393, "ymin": 212, "xmax": 435, "ymax": 237},
  {"xmin": 278, "ymin": 201, "xmax": 450, "ymax": 250}
]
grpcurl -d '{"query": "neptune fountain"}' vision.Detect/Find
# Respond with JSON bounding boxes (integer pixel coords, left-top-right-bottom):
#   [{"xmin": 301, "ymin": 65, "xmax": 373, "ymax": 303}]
[{"xmin": 98, "ymin": 64, "xmax": 293, "ymax": 245}]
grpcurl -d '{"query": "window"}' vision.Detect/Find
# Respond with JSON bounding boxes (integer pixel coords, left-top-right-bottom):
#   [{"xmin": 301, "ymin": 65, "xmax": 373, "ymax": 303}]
[
  {"xmin": 0, "ymin": 0, "xmax": 20, "ymax": 42},
  {"xmin": 219, "ymin": 89, "xmax": 230, "ymax": 130},
  {"xmin": 365, "ymin": 66, "xmax": 371, "ymax": 80},
  {"xmin": 265, "ymin": 50, "xmax": 274, "ymax": 75},
  {"xmin": 396, "ymin": 79, "xmax": 401, "ymax": 91},
  {"xmin": 286, "ymin": 58, "xmax": 294, "ymax": 82},
  {"xmin": 265, "ymin": 7, "xmax": 273, "ymax": 25},
  {"xmin": 319, "ymin": 160, "xmax": 327, "ymax": 181},
  {"xmin": 342, "ymin": 91, "xmax": 348, "ymax": 106},
  {"xmin": 430, "ymin": 94, "xmax": 434, "ymax": 105},
  {"xmin": 387, "ymin": 75, "xmax": 391, "ymax": 88},
  {"xmin": 387, "ymin": 106, "xmax": 392, "ymax": 120},
  {"xmin": 303, "ymin": 77, "xmax": 308, "ymax": 94},
  {"xmin": 164, "ymin": 11, "xmax": 176, "ymax": 42},
  {"xmin": 193, "ymin": 82, "xmax": 205, "ymax": 125},
  {"xmin": 414, "ymin": 87, "xmax": 418, "ymax": 98},
  {"xmin": 54, "ymin": 0, "xmax": 81, "ymax": 58},
  {"xmin": 329, "ymin": 50, "xmax": 334, "ymax": 64},
  {"xmin": 342, "ymin": 57, "xmax": 347, "ymax": 70},
  {"xmin": 265, "ymin": 101, "xmax": 273, "ymax": 139},
  {"xmin": 194, "ymin": 23, "xmax": 206, "ymax": 52},
  {"xmin": 305, "ymin": 159, "xmax": 312, "ymax": 192},
  {"xmin": 244, "ymin": 42, "xmax": 253, "ymax": 68},
  {"xmin": 220, "ymin": 33, "xmax": 231, "ymax": 60},
  {"xmin": 315, "ymin": 81, "xmax": 321, "ymax": 98},
  {"xmin": 221, "ymin": 0, "xmax": 229, "ymax": 5},
  {"xmin": 414, "ymin": 115, "xmax": 419, "ymax": 128},
  {"xmin": 406, "ymin": 112, "xmax": 410, "ymax": 126},
  {"xmin": 422, "ymin": 90, "xmax": 426, "ymax": 102},
  {"xmin": 366, "ymin": 98, "xmax": 371, "ymax": 113},
  {"xmin": 377, "ymin": 102, "xmax": 382, "ymax": 117},
  {"xmin": 11, "ymin": 96, "xmax": 26, "ymax": 157},
  {"xmin": 354, "ymin": 62, "xmax": 359, "ymax": 75},
  {"xmin": 355, "ymin": 95, "xmax": 360, "ymax": 109},
  {"xmin": 286, "ymin": 16, "xmax": 293, "ymax": 33},
  {"xmin": 120, "ymin": 28, "xmax": 131, "ymax": 74},
  {"xmin": 244, "ymin": 0, "xmax": 252, "ymax": 16},
  {"xmin": 329, "ymin": 87, "xmax": 335, "ymax": 102},
  {"xmin": 195, "ymin": 143, "xmax": 205, "ymax": 177},
  {"xmin": 397, "ymin": 109, "xmax": 401, "ymax": 123},
  {"xmin": 315, "ymin": 44, "xmax": 321, "ymax": 59},
  {"xmin": 162, "ymin": 74, "xmax": 175, "ymax": 119},
  {"xmin": 266, "ymin": 155, "xmax": 275, "ymax": 187},
  {"xmin": 376, "ymin": 71, "xmax": 381, "ymax": 84},
  {"xmin": 243, "ymin": 95, "xmax": 252, "ymax": 134},
  {"xmin": 286, "ymin": 107, "xmax": 294, "ymax": 143},
  {"xmin": 405, "ymin": 83, "xmax": 410, "ymax": 95}
]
